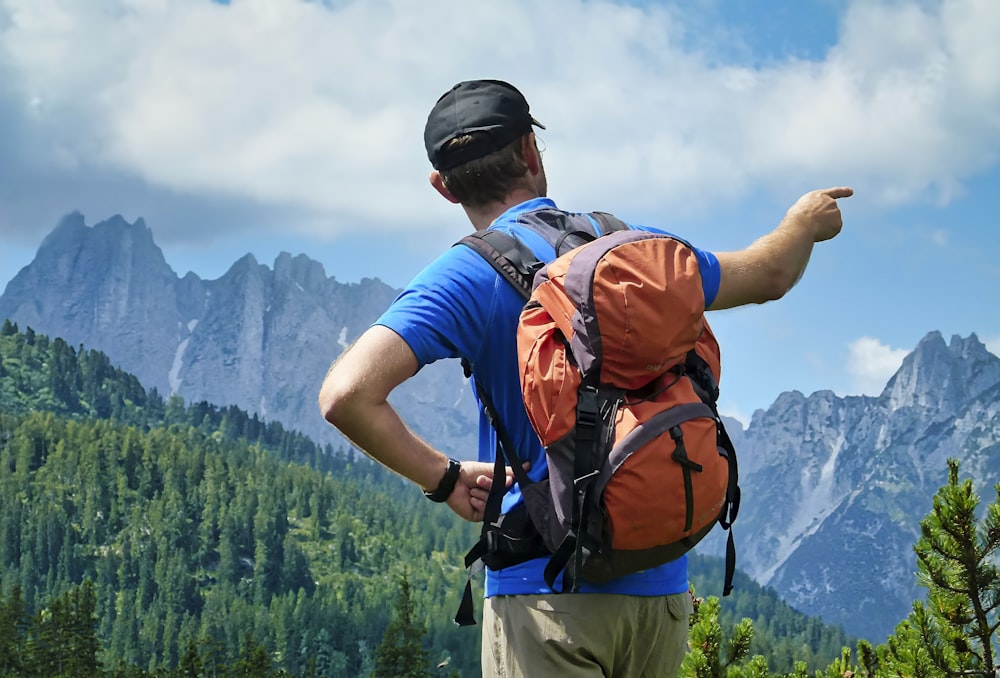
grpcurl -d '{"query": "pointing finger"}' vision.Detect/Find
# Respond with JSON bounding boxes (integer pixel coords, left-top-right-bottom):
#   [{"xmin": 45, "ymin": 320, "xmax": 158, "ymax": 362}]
[{"xmin": 824, "ymin": 187, "xmax": 854, "ymax": 200}]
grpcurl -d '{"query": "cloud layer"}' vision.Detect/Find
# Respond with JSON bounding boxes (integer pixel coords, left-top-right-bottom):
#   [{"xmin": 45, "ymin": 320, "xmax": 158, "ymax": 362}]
[{"xmin": 1, "ymin": 0, "xmax": 999, "ymax": 242}]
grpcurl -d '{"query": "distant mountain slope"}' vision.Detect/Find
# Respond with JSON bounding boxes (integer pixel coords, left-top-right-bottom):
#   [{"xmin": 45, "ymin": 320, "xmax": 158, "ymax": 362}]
[
  {"xmin": 0, "ymin": 213, "xmax": 478, "ymax": 458},
  {"xmin": 699, "ymin": 331, "xmax": 1000, "ymax": 640}
]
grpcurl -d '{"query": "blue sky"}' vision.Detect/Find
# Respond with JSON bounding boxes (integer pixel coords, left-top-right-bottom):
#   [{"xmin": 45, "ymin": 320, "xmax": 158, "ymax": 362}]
[{"xmin": 0, "ymin": 0, "xmax": 998, "ymax": 426}]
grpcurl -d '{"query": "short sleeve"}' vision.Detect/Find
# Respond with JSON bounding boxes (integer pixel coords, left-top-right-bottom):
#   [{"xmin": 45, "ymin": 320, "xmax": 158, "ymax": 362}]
[{"xmin": 375, "ymin": 245, "xmax": 499, "ymax": 368}]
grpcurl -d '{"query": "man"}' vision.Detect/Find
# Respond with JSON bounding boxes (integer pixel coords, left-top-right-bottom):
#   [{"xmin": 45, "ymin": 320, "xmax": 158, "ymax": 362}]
[{"xmin": 319, "ymin": 79, "xmax": 852, "ymax": 677}]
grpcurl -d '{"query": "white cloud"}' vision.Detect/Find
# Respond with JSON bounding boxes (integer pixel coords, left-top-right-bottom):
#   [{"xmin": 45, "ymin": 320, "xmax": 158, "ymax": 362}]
[
  {"xmin": 716, "ymin": 398, "xmax": 750, "ymax": 429},
  {"xmin": 985, "ymin": 335, "xmax": 1000, "ymax": 357},
  {"xmin": 847, "ymin": 336, "xmax": 909, "ymax": 396},
  {"xmin": 1, "ymin": 0, "xmax": 999, "ymax": 241}
]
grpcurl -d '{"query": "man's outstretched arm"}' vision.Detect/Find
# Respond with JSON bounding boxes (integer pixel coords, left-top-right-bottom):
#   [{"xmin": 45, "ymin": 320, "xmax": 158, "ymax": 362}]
[{"xmin": 709, "ymin": 187, "xmax": 853, "ymax": 310}]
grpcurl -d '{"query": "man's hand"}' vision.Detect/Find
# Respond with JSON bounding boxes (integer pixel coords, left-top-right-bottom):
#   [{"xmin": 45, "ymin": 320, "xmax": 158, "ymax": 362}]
[
  {"xmin": 446, "ymin": 461, "xmax": 525, "ymax": 522},
  {"xmin": 785, "ymin": 186, "xmax": 854, "ymax": 243}
]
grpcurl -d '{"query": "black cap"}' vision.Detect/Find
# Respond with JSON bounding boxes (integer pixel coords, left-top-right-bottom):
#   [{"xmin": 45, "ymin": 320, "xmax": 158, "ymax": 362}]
[{"xmin": 424, "ymin": 79, "xmax": 545, "ymax": 171}]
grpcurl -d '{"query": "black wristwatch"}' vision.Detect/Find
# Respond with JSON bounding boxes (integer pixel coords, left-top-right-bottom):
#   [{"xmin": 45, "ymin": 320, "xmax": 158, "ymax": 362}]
[{"xmin": 423, "ymin": 458, "xmax": 462, "ymax": 503}]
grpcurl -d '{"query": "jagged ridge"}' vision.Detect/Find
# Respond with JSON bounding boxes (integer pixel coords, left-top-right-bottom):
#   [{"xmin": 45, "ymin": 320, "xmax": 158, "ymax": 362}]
[{"xmin": 0, "ymin": 213, "xmax": 479, "ymax": 457}]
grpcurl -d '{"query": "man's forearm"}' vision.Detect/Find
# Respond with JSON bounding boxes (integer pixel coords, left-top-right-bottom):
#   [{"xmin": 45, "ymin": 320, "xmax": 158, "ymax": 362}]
[
  {"xmin": 327, "ymin": 395, "xmax": 449, "ymax": 492},
  {"xmin": 710, "ymin": 187, "xmax": 850, "ymax": 311},
  {"xmin": 318, "ymin": 325, "xmax": 450, "ymax": 492},
  {"xmin": 745, "ymin": 213, "xmax": 815, "ymax": 294}
]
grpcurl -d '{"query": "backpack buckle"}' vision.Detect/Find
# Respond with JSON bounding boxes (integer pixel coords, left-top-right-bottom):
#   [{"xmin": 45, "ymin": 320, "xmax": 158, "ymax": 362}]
[{"xmin": 576, "ymin": 386, "xmax": 600, "ymax": 428}]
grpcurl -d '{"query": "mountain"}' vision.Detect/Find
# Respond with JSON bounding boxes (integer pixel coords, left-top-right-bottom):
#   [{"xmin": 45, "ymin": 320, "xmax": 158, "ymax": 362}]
[
  {"xmin": 700, "ymin": 331, "xmax": 1000, "ymax": 641},
  {"xmin": 4, "ymin": 213, "xmax": 1000, "ymax": 643},
  {"xmin": 0, "ymin": 213, "xmax": 479, "ymax": 458}
]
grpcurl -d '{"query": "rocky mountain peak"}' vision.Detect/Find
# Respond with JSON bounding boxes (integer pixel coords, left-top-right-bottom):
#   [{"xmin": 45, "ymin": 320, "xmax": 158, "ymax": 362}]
[
  {"xmin": 0, "ymin": 212, "xmax": 477, "ymax": 462},
  {"xmin": 228, "ymin": 252, "xmax": 262, "ymax": 272},
  {"xmin": 273, "ymin": 252, "xmax": 328, "ymax": 294},
  {"xmin": 703, "ymin": 329, "xmax": 1000, "ymax": 641},
  {"xmin": 883, "ymin": 330, "xmax": 999, "ymax": 414},
  {"xmin": 40, "ymin": 212, "xmax": 171, "ymax": 279},
  {"xmin": 39, "ymin": 211, "xmax": 88, "ymax": 247}
]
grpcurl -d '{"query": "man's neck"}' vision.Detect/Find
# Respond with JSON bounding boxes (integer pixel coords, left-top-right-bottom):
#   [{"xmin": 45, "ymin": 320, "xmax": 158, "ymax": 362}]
[{"xmin": 463, "ymin": 189, "xmax": 544, "ymax": 231}]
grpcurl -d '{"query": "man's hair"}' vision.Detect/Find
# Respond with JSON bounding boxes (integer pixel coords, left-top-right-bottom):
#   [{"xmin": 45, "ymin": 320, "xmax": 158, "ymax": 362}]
[{"xmin": 440, "ymin": 133, "xmax": 531, "ymax": 208}]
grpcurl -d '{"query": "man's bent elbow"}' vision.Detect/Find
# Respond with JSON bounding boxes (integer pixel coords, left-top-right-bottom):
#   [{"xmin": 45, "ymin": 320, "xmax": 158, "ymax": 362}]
[
  {"xmin": 728, "ymin": 267, "xmax": 797, "ymax": 308},
  {"xmin": 762, "ymin": 271, "xmax": 797, "ymax": 302},
  {"xmin": 755, "ymin": 258, "xmax": 806, "ymax": 303},
  {"xmin": 318, "ymin": 377, "xmax": 355, "ymax": 429}
]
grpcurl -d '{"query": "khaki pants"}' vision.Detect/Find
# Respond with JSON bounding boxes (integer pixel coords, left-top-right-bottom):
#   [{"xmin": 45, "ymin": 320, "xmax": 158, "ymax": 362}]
[{"xmin": 482, "ymin": 592, "xmax": 692, "ymax": 678}]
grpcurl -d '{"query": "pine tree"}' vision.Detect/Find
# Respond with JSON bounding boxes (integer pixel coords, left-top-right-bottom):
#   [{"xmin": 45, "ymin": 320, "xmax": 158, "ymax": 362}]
[
  {"xmin": 818, "ymin": 643, "xmax": 879, "ymax": 678},
  {"xmin": 372, "ymin": 572, "xmax": 430, "ymax": 678},
  {"xmin": 231, "ymin": 632, "xmax": 275, "ymax": 677},
  {"xmin": 881, "ymin": 458, "xmax": 1000, "ymax": 675},
  {"xmin": 28, "ymin": 580, "xmax": 103, "ymax": 677},
  {"xmin": 0, "ymin": 585, "xmax": 29, "ymax": 675},
  {"xmin": 178, "ymin": 640, "xmax": 203, "ymax": 677},
  {"xmin": 681, "ymin": 593, "xmax": 765, "ymax": 677},
  {"xmin": 881, "ymin": 602, "xmax": 941, "ymax": 676}
]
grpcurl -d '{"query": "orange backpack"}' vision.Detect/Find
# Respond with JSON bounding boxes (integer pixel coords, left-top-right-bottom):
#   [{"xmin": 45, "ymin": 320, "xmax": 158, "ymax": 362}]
[{"xmin": 454, "ymin": 210, "xmax": 739, "ymax": 626}]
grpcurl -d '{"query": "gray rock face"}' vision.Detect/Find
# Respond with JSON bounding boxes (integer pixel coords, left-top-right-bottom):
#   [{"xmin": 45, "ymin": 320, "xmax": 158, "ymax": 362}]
[
  {"xmin": 702, "ymin": 331, "xmax": 1000, "ymax": 641},
  {"xmin": 0, "ymin": 213, "xmax": 478, "ymax": 457},
  {"xmin": 5, "ymin": 214, "xmax": 1000, "ymax": 642}
]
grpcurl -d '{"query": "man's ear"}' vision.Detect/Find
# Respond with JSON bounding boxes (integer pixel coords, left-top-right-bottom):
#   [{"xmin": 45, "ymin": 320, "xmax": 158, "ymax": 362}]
[
  {"xmin": 523, "ymin": 133, "xmax": 541, "ymax": 176},
  {"xmin": 429, "ymin": 171, "xmax": 460, "ymax": 204}
]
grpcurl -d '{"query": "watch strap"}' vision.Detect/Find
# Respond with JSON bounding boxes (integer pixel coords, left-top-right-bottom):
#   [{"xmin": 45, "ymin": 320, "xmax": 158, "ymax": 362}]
[{"xmin": 424, "ymin": 458, "xmax": 462, "ymax": 503}]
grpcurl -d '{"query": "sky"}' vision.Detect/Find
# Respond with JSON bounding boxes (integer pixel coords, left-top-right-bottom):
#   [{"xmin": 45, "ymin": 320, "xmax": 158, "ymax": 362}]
[{"xmin": 0, "ymin": 0, "xmax": 998, "ymax": 426}]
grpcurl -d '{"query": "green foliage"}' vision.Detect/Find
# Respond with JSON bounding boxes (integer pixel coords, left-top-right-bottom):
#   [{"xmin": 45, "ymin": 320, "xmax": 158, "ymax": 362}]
[
  {"xmin": 372, "ymin": 572, "xmax": 431, "ymax": 678},
  {"xmin": 880, "ymin": 602, "xmax": 941, "ymax": 676},
  {"xmin": 682, "ymin": 595, "xmax": 752, "ymax": 676},
  {"xmin": 0, "ymin": 585, "xmax": 29, "ymax": 675},
  {"xmin": 0, "ymin": 581, "xmax": 102, "ymax": 678},
  {"xmin": 682, "ymin": 594, "xmax": 776, "ymax": 677},
  {"xmin": 0, "ymin": 408, "xmax": 483, "ymax": 676},
  {"xmin": 0, "ymin": 327, "xmax": 482, "ymax": 676},
  {"xmin": 876, "ymin": 457, "xmax": 1000, "ymax": 675},
  {"xmin": 688, "ymin": 553, "xmax": 854, "ymax": 673},
  {"xmin": 31, "ymin": 580, "xmax": 103, "ymax": 677},
  {"xmin": 0, "ymin": 326, "xmax": 343, "ymax": 474},
  {"xmin": 680, "ymin": 594, "xmax": 885, "ymax": 678}
]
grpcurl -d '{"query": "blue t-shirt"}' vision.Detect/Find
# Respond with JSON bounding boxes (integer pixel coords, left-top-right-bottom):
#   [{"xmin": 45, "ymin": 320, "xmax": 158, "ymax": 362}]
[{"xmin": 376, "ymin": 197, "xmax": 720, "ymax": 597}]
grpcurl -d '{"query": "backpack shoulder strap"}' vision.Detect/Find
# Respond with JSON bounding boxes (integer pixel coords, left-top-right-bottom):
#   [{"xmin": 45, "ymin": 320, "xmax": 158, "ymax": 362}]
[
  {"xmin": 518, "ymin": 209, "xmax": 630, "ymax": 258},
  {"xmin": 454, "ymin": 210, "xmax": 631, "ymax": 299},
  {"xmin": 589, "ymin": 211, "xmax": 630, "ymax": 235},
  {"xmin": 456, "ymin": 230, "xmax": 541, "ymax": 301}
]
